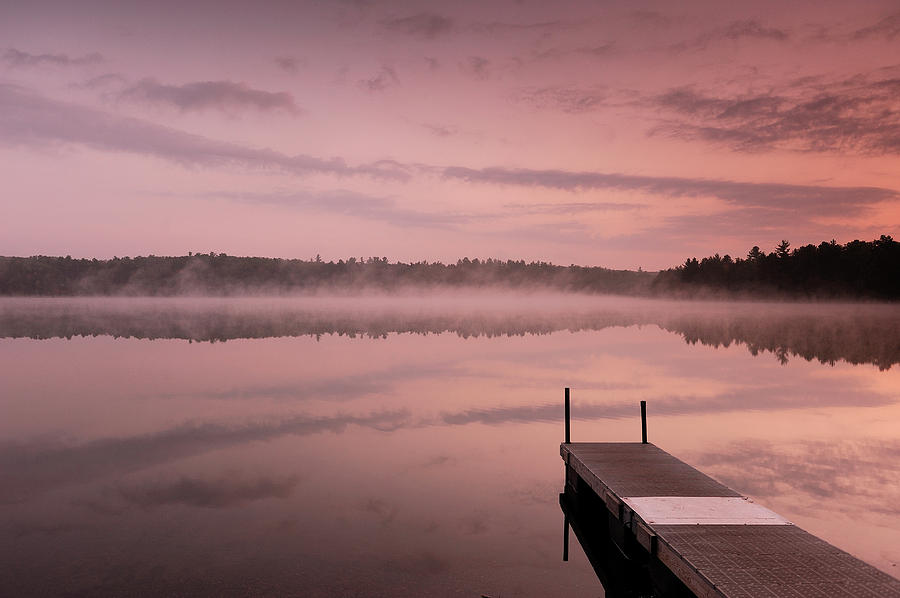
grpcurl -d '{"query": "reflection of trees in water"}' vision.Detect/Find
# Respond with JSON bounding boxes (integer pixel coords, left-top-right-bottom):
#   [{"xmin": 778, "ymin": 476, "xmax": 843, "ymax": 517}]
[
  {"xmin": 663, "ymin": 312, "xmax": 900, "ymax": 370},
  {"xmin": 1, "ymin": 300, "xmax": 898, "ymax": 369}
]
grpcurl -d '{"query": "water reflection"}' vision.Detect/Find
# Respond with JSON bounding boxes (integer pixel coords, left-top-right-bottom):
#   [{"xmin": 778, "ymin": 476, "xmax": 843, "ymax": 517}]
[
  {"xmin": 1, "ymin": 296, "xmax": 899, "ymax": 595},
  {"xmin": 2, "ymin": 295, "xmax": 899, "ymax": 369}
]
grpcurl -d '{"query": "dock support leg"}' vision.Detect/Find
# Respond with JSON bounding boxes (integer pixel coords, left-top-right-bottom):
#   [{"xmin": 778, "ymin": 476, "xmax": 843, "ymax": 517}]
[{"xmin": 641, "ymin": 400, "xmax": 647, "ymax": 444}]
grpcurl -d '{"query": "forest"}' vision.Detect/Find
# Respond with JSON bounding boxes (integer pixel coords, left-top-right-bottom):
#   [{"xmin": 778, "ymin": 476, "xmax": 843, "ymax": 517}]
[
  {"xmin": 653, "ymin": 235, "xmax": 900, "ymax": 299},
  {"xmin": 0, "ymin": 235, "xmax": 897, "ymax": 299},
  {"xmin": 0, "ymin": 253, "xmax": 652, "ymax": 295}
]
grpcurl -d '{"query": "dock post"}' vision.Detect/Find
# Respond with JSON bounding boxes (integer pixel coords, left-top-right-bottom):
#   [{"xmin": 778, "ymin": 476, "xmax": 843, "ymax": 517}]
[
  {"xmin": 641, "ymin": 400, "xmax": 647, "ymax": 444},
  {"xmin": 563, "ymin": 514, "xmax": 569, "ymax": 561},
  {"xmin": 564, "ymin": 387, "xmax": 571, "ymax": 444}
]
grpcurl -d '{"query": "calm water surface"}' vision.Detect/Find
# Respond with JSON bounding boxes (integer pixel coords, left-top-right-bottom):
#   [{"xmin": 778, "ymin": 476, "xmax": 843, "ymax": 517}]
[{"xmin": 1, "ymin": 295, "xmax": 899, "ymax": 596}]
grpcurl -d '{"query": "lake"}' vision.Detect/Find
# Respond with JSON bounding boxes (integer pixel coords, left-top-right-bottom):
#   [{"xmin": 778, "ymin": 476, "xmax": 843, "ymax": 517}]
[{"xmin": 1, "ymin": 295, "xmax": 899, "ymax": 596}]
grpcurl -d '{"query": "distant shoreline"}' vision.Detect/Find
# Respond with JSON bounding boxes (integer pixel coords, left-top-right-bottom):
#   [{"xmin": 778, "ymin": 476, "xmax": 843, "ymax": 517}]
[{"xmin": 1, "ymin": 235, "xmax": 898, "ymax": 300}]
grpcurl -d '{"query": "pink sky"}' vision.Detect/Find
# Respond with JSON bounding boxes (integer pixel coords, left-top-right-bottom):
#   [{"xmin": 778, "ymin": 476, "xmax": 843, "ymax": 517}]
[{"xmin": 1, "ymin": 0, "xmax": 899, "ymax": 270}]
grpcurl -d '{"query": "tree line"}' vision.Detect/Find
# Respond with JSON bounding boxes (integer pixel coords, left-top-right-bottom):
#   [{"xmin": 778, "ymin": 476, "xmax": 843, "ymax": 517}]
[
  {"xmin": 0, "ymin": 235, "xmax": 897, "ymax": 298},
  {"xmin": 0, "ymin": 254, "xmax": 652, "ymax": 295},
  {"xmin": 653, "ymin": 235, "xmax": 900, "ymax": 299}
]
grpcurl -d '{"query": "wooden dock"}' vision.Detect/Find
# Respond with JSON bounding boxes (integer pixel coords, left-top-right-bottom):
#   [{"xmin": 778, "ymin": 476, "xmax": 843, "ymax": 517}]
[{"xmin": 561, "ymin": 442, "xmax": 900, "ymax": 598}]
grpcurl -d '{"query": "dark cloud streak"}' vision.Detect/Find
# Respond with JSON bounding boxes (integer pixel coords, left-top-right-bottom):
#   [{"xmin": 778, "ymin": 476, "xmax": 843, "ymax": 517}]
[
  {"xmin": 381, "ymin": 13, "xmax": 454, "ymax": 39},
  {"xmin": 442, "ymin": 165, "xmax": 896, "ymax": 215},
  {"xmin": 3, "ymin": 47, "xmax": 103, "ymax": 68},
  {"xmin": 119, "ymin": 78, "xmax": 300, "ymax": 115}
]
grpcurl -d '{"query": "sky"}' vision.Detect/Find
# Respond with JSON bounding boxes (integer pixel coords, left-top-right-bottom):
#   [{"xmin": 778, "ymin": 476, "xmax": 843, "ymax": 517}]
[{"xmin": 1, "ymin": 0, "xmax": 899, "ymax": 270}]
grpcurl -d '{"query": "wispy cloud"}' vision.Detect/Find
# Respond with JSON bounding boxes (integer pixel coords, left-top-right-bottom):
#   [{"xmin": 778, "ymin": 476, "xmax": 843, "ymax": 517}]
[
  {"xmin": 359, "ymin": 66, "xmax": 399, "ymax": 91},
  {"xmin": 0, "ymin": 84, "xmax": 407, "ymax": 180},
  {"xmin": 504, "ymin": 201, "xmax": 644, "ymax": 214},
  {"xmin": 119, "ymin": 78, "xmax": 301, "ymax": 115},
  {"xmin": 442, "ymin": 165, "xmax": 897, "ymax": 215},
  {"xmin": 422, "ymin": 123, "xmax": 458, "ymax": 137},
  {"xmin": 852, "ymin": 12, "xmax": 900, "ymax": 41},
  {"xmin": 2, "ymin": 47, "xmax": 103, "ymax": 68},
  {"xmin": 532, "ymin": 42, "xmax": 615, "ymax": 61},
  {"xmin": 274, "ymin": 55, "xmax": 306, "ymax": 73},
  {"xmin": 650, "ymin": 72, "xmax": 900, "ymax": 155},
  {"xmin": 514, "ymin": 86, "xmax": 607, "ymax": 113},
  {"xmin": 460, "ymin": 56, "xmax": 490, "ymax": 80},
  {"xmin": 381, "ymin": 13, "xmax": 454, "ymax": 39},
  {"xmin": 212, "ymin": 189, "xmax": 467, "ymax": 229},
  {"xmin": 671, "ymin": 19, "xmax": 790, "ymax": 52}
]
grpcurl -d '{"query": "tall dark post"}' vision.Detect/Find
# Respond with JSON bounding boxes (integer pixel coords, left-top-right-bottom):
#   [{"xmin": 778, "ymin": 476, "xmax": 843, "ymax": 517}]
[
  {"xmin": 640, "ymin": 400, "xmax": 647, "ymax": 444},
  {"xmin": 564, "ymin": 387, "xmax": 571, "ymax": 444}
]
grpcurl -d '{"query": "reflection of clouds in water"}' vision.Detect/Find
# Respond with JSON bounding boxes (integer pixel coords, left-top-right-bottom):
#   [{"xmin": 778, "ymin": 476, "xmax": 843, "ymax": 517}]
[
  {"xmin": 0, "ymin": 409, "xmax": 409, "ymax": 503},
  {"xmin": 360, "ymin": 497, "xmax": 398, "ymax": 526},
  {"xmin": 117, "ymin": 474, "xmax": 300, "ymax": 509},
  {"xmin": 459, "ymin": 512, "xmax": 489, "ymax": 535},
  {"xmin": 4, "ymin": 377, "xmax": 893, "ymax": 503},
  {"xmin": 382, "ymin": 551, "xmax": 449, "ymax": 576},
  {"xmin": 440, "ymin": 379, "xmax": 896, "ymax": 426},
  {"xmin": 156, "ymin": 363, "xmax": 463, "ymax": 402},
  {"xmin": 693, "ymin": 440, "xmax": 900, "ymax": 518}
]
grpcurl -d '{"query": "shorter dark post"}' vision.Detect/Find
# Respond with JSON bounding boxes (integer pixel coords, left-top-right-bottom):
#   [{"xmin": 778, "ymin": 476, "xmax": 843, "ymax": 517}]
[
  {"xmin": 640, "ymin": 400, "xmax": 647, "ymax": 444},
  {"xmin": 563, "ymin": 515, "xmax": 569, "ymax": 562},
  {"xmin": 564, "ymin": 387, "xmax": 571, "ymax": 444}
]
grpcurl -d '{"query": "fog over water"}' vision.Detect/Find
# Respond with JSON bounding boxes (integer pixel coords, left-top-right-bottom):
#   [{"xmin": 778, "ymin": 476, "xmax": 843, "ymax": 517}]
[{"xmin": 1, "ymin": 295, "xmax": 898, "ymax": 596}]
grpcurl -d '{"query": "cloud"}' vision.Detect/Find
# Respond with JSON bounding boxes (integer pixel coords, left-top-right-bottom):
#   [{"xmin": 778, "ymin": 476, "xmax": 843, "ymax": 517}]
[
  {"xmin": 672, "ymin": 19, "xmax": 790, "ymax": 52},
  {"xmin": 117, "ymin": 474, "xmax": 300, "ymax": 508},
  {"xmin": 441, "ymin": 165, "xmax": 897, "ymax": 215},
  {"xmin": 514, "ymin": 86, "xmax": 607, "ymax": 113},
  {"xmin": 460, "ymin": 56, "xmax": 490, "ymax": 80},
  {"xmin": 532, "ymin": 43, "xmax": 615, "ymax": 61},
  {"xmin": 649, "ymin": 73, "xmax": 900, "ymax": 155},
  {"xmin": 0, "ymin": 409, "xmax": 410, "ymax": 502},
  {"xmin": 212, "ymin": 189, "xmax": 467, "ymax": 228},
  {"xmin": 118, "ymin": 78, "xmax": 300, "ymax": 115},
  {"xmin": 2, "ymin": 47, "xmax": 103, "ymax": 68},
  {"xmin": 504, "ymin": 201, "xmax": 644, "ymax": 214},
  {"xmin": 381, "ymin": 13, "xmax": 454, "ymax": 39},
  {"xmin": 359, "ymin": 66, "xmax": 399, "ymax": 91},
  {"xmin": 274, "ymin": 55, "xmax": 306, "ymax": 73},
  {"xmin": 473, "ymin": 20, "xmax": 570, "ymax": 36},
  {"xmin": 81, "ymin": 72, "xmax": 127, "ymax": 90},
  {"xmin": 0, "ymin": 84, "xmax": 408, "ymax": 180},
  {"xmin": 422, "ymin": 123, "xmax": 458, "ymax": 137},
  {"xmin": 852, "ymin": 13, "xmax": 900, "ymax": 41},
  {"xmin": 629, "ymin": 10, "xmax": 674, "ymax": 27}
]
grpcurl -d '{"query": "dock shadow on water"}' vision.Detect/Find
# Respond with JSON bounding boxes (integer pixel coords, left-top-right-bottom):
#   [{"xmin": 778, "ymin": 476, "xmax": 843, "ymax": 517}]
[
  {"xmin": 1, "ymin": 294, "xmax": 899, "ymax": 596},
  {"xmin": 560, "ymin": 487, "xmax": 692, "ymax": 598}
]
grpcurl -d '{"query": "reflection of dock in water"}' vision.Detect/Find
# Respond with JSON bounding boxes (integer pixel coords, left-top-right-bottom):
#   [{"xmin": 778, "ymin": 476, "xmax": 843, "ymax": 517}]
[{"xmin": 560, "ymin": 400, "xmax": 900, "ymax": 597}]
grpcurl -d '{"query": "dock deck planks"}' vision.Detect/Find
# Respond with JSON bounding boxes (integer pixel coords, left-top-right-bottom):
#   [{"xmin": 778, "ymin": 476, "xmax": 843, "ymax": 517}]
[{"xmin": 561, "ymin": 442, "xmax": 900, "ymax": 598}]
